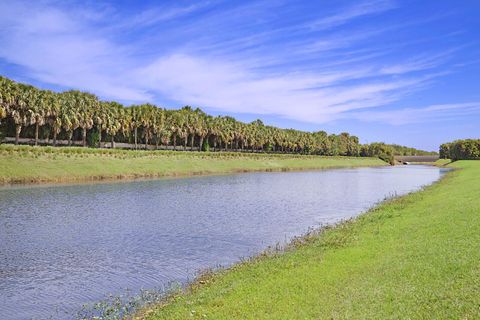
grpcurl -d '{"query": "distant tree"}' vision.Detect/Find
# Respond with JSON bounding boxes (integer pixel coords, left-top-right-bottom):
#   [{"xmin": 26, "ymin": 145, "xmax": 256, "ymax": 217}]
[{"xmin": 0, "ymin": 75, "xmax": 437, "ymax": 160}]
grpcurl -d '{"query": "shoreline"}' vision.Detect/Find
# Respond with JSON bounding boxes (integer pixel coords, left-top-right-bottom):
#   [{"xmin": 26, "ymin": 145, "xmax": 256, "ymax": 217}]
[
  {"xmin": 0, "ymin": 145, "xmax": 387, "ymax": 186},
  {"xmin": 135, "ymin": 167, "xmax": 452, "ymax": 318},
  {"xmin": 140, "ymin": 160, "xmax": 480, "ymax": 319},
  {"xmin": 0, "ymin": 165, "xmax": 389, "ymax": 188},
  {"xmin": 72, "ymin": 164, "xmax": 451, "ymax": 319}
]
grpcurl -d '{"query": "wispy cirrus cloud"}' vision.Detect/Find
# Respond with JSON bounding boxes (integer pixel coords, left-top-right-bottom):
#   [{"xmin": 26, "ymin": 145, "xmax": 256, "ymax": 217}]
[
  {"xmin": 379, "ymin": 49, "xmax": 459, "ymax": 75},
  {"xmin": 348, "ymin": 102, "xmax": 480, "ymax": 125},
  {"xmin": 0, "ymin": 0, "xmax": 475, "ymax": 131},
  {"xmin": 135, "ymin": 54, "xmax": 436, "ymax": 123},
  {"xmin": 122, "ymin": 1, "xmax": 212, "ymax": 28},
  {"xmin": 309, "ymin": 0, "xmax": 397, "ymax": 30},
  {"xmin": 0, "ymin": 0, "xmax": 151, "ymax": 101}
]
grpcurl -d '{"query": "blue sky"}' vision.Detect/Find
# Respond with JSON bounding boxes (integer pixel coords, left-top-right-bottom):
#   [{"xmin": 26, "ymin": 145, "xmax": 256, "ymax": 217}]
[{"xmin": 0, "ymin": 0, "xmax": 479, "ymax": 151}]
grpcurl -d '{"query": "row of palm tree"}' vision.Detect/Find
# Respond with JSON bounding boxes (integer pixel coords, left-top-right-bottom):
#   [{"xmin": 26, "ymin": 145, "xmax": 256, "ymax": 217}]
[
  {"xmin": 2, "ymin": 76, "xmax": 433, "ymax": 157},
  {"xmin": 0, "ymin": 76, "xmax": 365, "ymax": 155}
]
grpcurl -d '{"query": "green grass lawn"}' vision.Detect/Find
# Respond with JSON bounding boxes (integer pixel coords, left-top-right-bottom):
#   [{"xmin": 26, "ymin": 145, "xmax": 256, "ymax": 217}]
[
  {"xmin": 434, "ymin": 158, "xmax": 453, "ymax": 166},
  {"xmin": 144, "ymin": 160, "xmax": 480, "ymax": 319},
  {"xmin": 0, "ymin": 145, "xmax": 385, "ymax": 184}
]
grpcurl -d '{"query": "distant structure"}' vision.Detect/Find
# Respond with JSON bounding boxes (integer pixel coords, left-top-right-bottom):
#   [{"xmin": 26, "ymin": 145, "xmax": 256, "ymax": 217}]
[{"xmin": 394, "ymin": 155, "xmax": 439, "ymax": 165}]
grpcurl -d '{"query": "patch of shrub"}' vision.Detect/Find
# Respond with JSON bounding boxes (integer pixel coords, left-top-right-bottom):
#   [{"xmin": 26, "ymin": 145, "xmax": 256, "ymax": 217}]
[
  {"xmin": 440, "ymin": 139, "xmax": 480, "ymax": 160},
  {"xmin": 88, "ymin": 130, "xmax": 100, "ymax": 148}
]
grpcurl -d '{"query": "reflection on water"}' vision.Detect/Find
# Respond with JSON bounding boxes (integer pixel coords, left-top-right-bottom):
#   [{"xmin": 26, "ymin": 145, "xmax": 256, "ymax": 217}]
[{"xmin": 0, "ymin": 165, "xmax": 448, "ymax": 319}]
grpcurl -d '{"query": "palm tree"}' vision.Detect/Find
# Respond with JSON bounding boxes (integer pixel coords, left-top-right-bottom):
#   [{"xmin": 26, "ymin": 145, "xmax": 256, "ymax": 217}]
[
  {"xmin": 60, "ymin": 92, "xmax": 80, "ymax": 146},
  {"xmin": 347, "ymin": 135, "xmax": 360, "ymax": 156},
  {"xmin": 195, "ymin": 112, "xmax": 209, "ymax": 151},
  {"xmin": 63, "ymin": 90, "xmax": 97, "ymax": 147},
  {"xmin": 43, "ymin": 92, "xmax": 62, "ymax": 146},
  {"xmin": 0, "ymin": 77, "xmax": 16, "ymax": 127},
  {"xmin": 11, "ymin": 83, "xmax": 37, "ymax": 145},
  {"xmin": 220, "ymin": 116, "xmax": 235, "ymax": 150},
  {"xmin": 79, "ymin": 92, "xmax": 97, "ymax": 147},
  {"xmin": 139, "ymin": 104, "xmax": 156, "ymax": 149},
  {"xmin": 178, "ymin": 107, "xmax": 192, "ymax": 150},
  {"xmin": 152, "ymin": 107, "xmax": 166, "ymax": 149},
  {"xmin": 210, "ymin": 116, "xmax": 224, "ymax": 151},
  {"xmin": 0, "ymin": 105, "xmax": 5, "ymax": 122},
  {"xmin": 129, "ymin": 106, "xmax": 141, "ymax": 150},
  {"xmin": 95, "ymin": 101, "xmax": 110, "ymax": 148},
  {"xmin": 29, "ymin": 89, "xmax": 51, "ymax": 146},
  {"xmin": 169, "ymin": 110, "xmax": 185, "ymax": 151},
  {"xmin": 248, "ymin": 119, "xmax": 265, "ymax": 152},
  {"xmin": 0, "ymin": 103, "xmax": 6, "ymax": 138},
  {"xmin": 187, "ymin": 107, "xmax": 198, "ymax": 150},
  {"xmin": 103, "ymin": 101, "xmax": 124, "ymax": 148},
  {"xmin": 119, "ymin": 106, "xmax": 131, "ymax": 145}
]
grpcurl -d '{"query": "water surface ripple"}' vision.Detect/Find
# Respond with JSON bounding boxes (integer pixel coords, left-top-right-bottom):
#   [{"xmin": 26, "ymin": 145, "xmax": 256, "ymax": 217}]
[{"xmin": 0, "ymin": 165, "xmax": 448, "ymax": 319}]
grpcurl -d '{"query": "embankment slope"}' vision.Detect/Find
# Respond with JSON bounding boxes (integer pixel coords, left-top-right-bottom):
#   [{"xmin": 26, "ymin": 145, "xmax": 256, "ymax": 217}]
[{"xmin": 145, "ymin": 160, "xmax": 480, "ymax": 319}]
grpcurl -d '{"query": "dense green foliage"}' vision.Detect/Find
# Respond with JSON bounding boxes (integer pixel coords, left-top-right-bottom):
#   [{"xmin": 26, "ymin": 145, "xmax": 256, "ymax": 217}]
[
  {"xmin": 360, "ymin": 142, "xmax": 396, "ymax": 164},
  {"xmin": 0, "ymin": 76, "xmax": 432, "ymax": 158},
  {"xmin": 389, "ymin": 144, "xmax": 437, "ymax": 156},
  {"xmin": 0, "ymin": 144, "xmax": 385, "ymax": 184},
  {"xmin": 145, "ymin": 161, "xmax": 480, "ymax": 319},
  {"xmin": 440, "ymin": 139, "xmax": 480, "ymax": 160},
  {"xmin": 360, "ymin": 142, "xmax": 436, "ymax": 164}
]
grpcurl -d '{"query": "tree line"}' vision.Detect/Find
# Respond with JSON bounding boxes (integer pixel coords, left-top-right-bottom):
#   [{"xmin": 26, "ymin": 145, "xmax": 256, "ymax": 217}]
[
  {"xmin": 0, "ymin": 76, "xmax": 434, "ymax": 159},
  {"xmin": 440, "ymin": 139, "xmax": 480, "ymax": 160}
]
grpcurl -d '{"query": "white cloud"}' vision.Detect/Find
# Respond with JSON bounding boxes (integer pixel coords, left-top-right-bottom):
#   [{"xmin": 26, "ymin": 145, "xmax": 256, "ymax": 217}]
[
  {"xmin": 0, "ymin": 0, "xmax": 468, "ymax": 128},
  {"xmin": 310, "ymin": 0, "xmax": 396, "ymax": 30},
  {"xmin": 121, "ymin": 2, "xmax": 211, "ymax": 28},
  {"xmin": 0, "ymin": 0, "xmax": 150, "ymax": 101},
  {"xmin": 134, "ymin": 54, "xmax": 434, "ymax": 123},
  {"xmin": 379, "ymin": 50, "xmax": 457, "ymax": 75},
  {"xmin": 349, "ymin": 103, "xmax": 480, "ymax": 125}
]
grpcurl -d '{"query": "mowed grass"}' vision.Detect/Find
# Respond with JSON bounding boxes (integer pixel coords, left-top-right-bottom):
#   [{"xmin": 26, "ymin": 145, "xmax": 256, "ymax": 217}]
[
  {"xmin": 435, "ymin": 158, "xmax": 453, "ymax": 166},
  {"xmin": 144, "ymin": 160, "xmax": 480, "ymax": 320},
  {"xmin": 0, "ymin": 145, "xmax": 385, "ymax": 184}
]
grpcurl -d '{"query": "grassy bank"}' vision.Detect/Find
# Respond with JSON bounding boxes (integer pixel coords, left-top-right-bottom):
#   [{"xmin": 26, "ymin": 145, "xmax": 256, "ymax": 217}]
[
  {"xmin": 144, "ymin": 160, "xmax": 480, "ymax": 319},
  {"xmin": 0, "ymin": 145, "xmax": 386, "ymax": 184}
]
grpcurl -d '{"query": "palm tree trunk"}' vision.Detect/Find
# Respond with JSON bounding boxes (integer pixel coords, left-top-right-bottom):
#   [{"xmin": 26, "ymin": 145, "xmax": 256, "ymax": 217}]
[
  {"xmin": 199, "ymin": 136, "xmax": 204, "ymax": 152},
  {"xmin": 35, "ymin": 123, "xmax": 39, "ymax": 146},
  {"xmin": 111, "ymin": 135, "xmax": 115, "ymax": 149},
  {"xmin": 190, "ymin": 134, "xmax": 195, "ymax": 150},
  {"xmin": 98, "ymin": 128, "xmax": 102, "ymax": 148},
  {"xmin": 145, "ymin": 136, "xmax": 148, "ymax": 150},
  {"xmin": 53, "ymin": 130, "xmax": 57, "ymax": 147},
  {"xmin": 82, "ymin": 127, "xmax": 87, "ymax": 147},
  {"xmin": 173, "ymin": 134, "xmax": 177, "ymax": 150},
  {"xmin": 134, "ymin": 127, "xmax": 138, "ymax": 150},
  {"xmin": 15, "ymin": 124, "xmax": 21, "ymax": 145},
  {"xmin": 68, "ymin": 130, "xmax": 73, "ymax": 146},
  {"xmin": 46, "ymin": 127, "xmax": 51, "ymax": 145},
  {"xmin": 183, "ymin": 137, "xmax": 187, "ymax": 150}
]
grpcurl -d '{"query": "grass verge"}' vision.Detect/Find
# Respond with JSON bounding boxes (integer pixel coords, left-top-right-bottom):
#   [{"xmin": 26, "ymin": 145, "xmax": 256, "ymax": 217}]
[
  {"xmin": 143, "ymin": 160, "xmax": 480, "ymax": 319},
  {"xmin": 0, "ymin": 145, "xmax": 386, "ymax": 185}
]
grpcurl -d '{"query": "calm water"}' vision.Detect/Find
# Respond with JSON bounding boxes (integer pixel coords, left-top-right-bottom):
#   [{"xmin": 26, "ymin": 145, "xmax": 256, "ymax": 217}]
[{"xmin": 0, "ymin": 165, "xmax": 448, "ymax": 319}]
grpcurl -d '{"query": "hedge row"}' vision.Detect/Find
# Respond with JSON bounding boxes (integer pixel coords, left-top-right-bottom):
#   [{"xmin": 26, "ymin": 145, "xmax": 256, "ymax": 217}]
[{"xmin": 440, "ymin": 139, "xmax": 480, "ymax": 160}]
